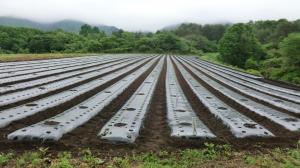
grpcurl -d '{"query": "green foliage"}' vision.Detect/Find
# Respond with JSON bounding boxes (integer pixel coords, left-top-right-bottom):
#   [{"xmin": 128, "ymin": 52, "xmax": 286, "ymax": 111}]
[
  {"xmin": 50, "ymin": 152, "xmax": 73, "ymax": 168},
  {"xmin": 244, "ymin": 148, "xmax": 300, "ymax": 168},
  {"xmin": 106, "ymin": 144, "xmax": 233, "ymax": 168},
  {"xmin": 4, "ymin": 145, "xmax": 300, "ymax": 168},
  {"xmin": 80, "ymin": 149, "xmax": 104, "ymax": 167},
  {"xmin": 135, "ymin": 37, "xmax": 155, "ymax": 52},
  {"xmin": 110, "ymin": 157, "xmax": 130, "ymax": 168},
  {"xmin": 79, "ymin": 24, "xmax": 102, "ymax": 36},
  {"xmin": 1, "ymin": 19, "xmax": 300, "ymax": 86},
  {"xmin": 279, "ymin": 69, "xmax": 300, "ymax": 85},
  {"xmin": 174, "ymin": 23, "xmax": 229, "ymax": 41},
  {"xmin": 16, "ymin": 148, "xmax": 48, "ymax": 167},
  {"xmin": 280, "ymin": 33, "xmax": 300, "ymax": 68},
  {"xmin": 200, "ymin": 53, "xmax": 221, "ymax": 64},
  {"xmin": 0, "ymin": 24, "xmax": 201, "ymax": 54},
  {"xmin": 251, "ymin": 19, "xmax": 300, "ymax": 46},
  {"xmin": 246, "ymin": 69, "xmax": 262, "ymax": 76},
  {"xmin": 173, "ymin": 23, "xmax": 224, "ymax": 52},
  {"xmin": 183, "ymin": 34, "xmax": 217, "ymax": 52},
  {"xmin": 0, "ymin": 153, "xmax": 13, "ymax": 166},
  {"xmin": 153, "ymin": 31, "xmax": 191, "ymax": 53},
  {"xmin": 219, "ymin": 23, "xmax": 265, "ymax": 68},
  {"xmin": 254, "ymin": 33, "xmax": 300, "ymax": 85},
  {"xmin": 245, "ymin": 57, "xmax": 260, "ymax": 69},
  {"xmin": 200, "ymin": 53, "xmax": 260, "ymax": 76}
]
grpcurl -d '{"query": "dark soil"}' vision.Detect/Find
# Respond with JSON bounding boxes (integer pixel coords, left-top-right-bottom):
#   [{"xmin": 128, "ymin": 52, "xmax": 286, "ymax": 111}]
[
  {"xmin": 0, "ymin": 56, "xmax": 299, "ymax": 158},
  {"xmin": 174, "ymin": 57, "xmax": 300, "ymax": 149},
  {"xmin": 0, "ymin": 58, "xmax": 142, "ymax": 110}
]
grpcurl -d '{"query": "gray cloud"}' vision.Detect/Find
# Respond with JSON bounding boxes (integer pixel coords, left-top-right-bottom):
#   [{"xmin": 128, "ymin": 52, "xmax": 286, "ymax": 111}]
[{"xmin": 0, "ymin": 0, "xmax": 299, "ymax": 31}]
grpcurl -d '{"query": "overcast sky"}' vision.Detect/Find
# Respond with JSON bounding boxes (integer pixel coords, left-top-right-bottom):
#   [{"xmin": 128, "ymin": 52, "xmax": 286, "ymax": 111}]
[{"xmin": 0, "ymin": 0, "xmax": 300, "ymax": 31}]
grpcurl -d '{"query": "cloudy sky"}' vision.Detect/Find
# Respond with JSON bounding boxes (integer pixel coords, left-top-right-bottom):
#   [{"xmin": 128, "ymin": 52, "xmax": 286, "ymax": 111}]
[{"xmin": 0, "ymin": 0, "xmax": 299, "ymax": 31}]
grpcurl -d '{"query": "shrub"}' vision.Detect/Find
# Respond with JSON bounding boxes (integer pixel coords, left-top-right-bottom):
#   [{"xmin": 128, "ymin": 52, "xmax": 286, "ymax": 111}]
[
  {"xmin": 279, "ymin": 33, "xmax": 300, "ymax": 68},
  {"xmin": 219, "ymin": 23, "xmax": 265, "ymax": 68}
]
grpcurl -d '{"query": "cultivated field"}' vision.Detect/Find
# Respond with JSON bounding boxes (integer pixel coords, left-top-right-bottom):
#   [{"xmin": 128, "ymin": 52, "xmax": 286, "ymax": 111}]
[{"xmin": 0, "ymin": 54, "xmax": 300, "ymax": 155}]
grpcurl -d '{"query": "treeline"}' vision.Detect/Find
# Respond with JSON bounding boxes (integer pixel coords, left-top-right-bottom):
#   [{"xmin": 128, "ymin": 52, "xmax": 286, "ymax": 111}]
[
  {"xmin": 0, "ymin": 19, "xmax": 299, "ymax": 84},
  {"xmin": 0, "ymin": 22, "xmax": 229, "ymax": 54},
  {"xmin": 173, "ymin": 23, "xmax": 228, "ymax": 52},
  {"xmin": 0, "ymin": 24, "xmax": 198, "ymax": 54},
  {"xmin": 217, "ymin": 19, "xmax": 300, "ymax": 85}
]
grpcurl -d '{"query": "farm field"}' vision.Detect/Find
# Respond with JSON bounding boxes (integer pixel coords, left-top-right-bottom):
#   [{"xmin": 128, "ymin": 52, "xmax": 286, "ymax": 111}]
[
  {"xmin": 0, "ymin": 53, "xmax": 98, "ymax": 62},
  {"xmin": 0, "ymin": 54, "xmax": 300, "ymax": 163}
]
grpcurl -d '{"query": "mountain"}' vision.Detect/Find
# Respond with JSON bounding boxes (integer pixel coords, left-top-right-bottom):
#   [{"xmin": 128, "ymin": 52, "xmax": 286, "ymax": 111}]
[
  {"xmin": 0, "ymin": 16, "xmax": 119, "ymax": 34},
  {"xmin": 161, "ymin": 23, "xmax": 182, "ymax": 31}
]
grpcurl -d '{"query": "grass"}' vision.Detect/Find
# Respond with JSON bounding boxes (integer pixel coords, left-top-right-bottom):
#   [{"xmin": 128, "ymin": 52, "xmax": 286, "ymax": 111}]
[
  {"xmin": 16, "ymin": 147, "xmax": 49, "ymax": 167},
  {"xmin": 2, "ymin": 144, "xmax": 300, "ymax": 168},
  {"xmin": 0, "ymin": 53, "xmax": 101, "ymax": 62},
  {"xmin": 0, "ymin": 152, "xmax": 14, "ymax": 166},
  {"xmin": 243, "ymin": 148, "xmax": 300, "ymax": 168},
  {"xmin": 199, "ymin": 53, "xmax": 262, "ymax": 77},
  {"xmin": 199, "ymin": 53, "xmax": 300, "ymax": 86}
]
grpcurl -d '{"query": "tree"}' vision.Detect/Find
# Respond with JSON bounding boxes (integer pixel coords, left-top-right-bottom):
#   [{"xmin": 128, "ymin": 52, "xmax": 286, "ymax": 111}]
[
  {"xmin": 219, "ymin": 23, "xmax": 265, "ymax": 68},
  {"xmin": 174, "ymin": 23, "xmax": 228, "ymax": 42},
  {"xmin": 182, "ymin": 34, "xmax": 217, "ymax": 52},
  {"xmin": 201, "ymin": 24, "xmax": 228, "ymax": 41},
  {"xmin": 0, "ymin": 32, "xmax": 12, "ymax": 52},
  {"xmin": 48, "ymin": 31, "xmax": 72, "ymax": 51},
  {"xmin": 28, "ymin": 34, "xmax": 51, "ymax": 53},
  {"xmin": 112, "ymin": 29, "xmax": 124, "ymax": 38},
  {"xmin": 153, "ymin": 32, "xmax": 190, "ymax": 53},
  {"xmin": 135, "ymin": 37, "xmax": 155, "ymax": 52},
  {"xmin": 250, "ymin": 20, "xmax": 278, "ymax": 44},
  {"xmin": 79, "ymin": 24, "xmax": 93, "ymax": 36},
  {"xmin": 274, "ymin": 19, "xmax": 298, "ymax": 41},
  {"xmin": 279, "ymin": 33, "xmax": 300, "ymax": 68},
  {"xmin": 92, "ymin": 27, "xmax": 100, "ymax": 34}
]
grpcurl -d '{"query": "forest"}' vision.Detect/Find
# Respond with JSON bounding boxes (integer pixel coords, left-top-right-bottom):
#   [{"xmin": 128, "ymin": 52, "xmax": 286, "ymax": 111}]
[{"xmin": 0, "ymin": 19, "xmax": 300, "ymax": 85}]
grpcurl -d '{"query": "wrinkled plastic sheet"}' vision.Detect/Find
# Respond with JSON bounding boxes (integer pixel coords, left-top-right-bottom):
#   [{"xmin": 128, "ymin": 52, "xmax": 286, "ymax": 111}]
[
  {"xmin": 7, "ymin": 57, "xmax": 158, "ymax": 141},
  {"xmin": 179, "ymin": 59, "xmax": 300, "ymax": 131},
  {"xmin": 0, "ymin": 58, "xmax": 142, "ymax": 107},
  {"xmin": 166, "ymin": 57, "xmax": 215, "ymax": 139},
  {"xmin": 174, "ymin": 58, "xmax": 273, "ymax": 138},
  {"xmin": 0, "ymin": 58, "xmax": 151, "ymax": 128},
  {"xmin": 0, "ymin": 57, "xmax": 139, "ymax": 93},
  {"xmin": 181, "ymin": 58, "xmax": 300, "ymax": 114},
  {"xmin": 99, "ymin": 57, "xmax": 164, "ymax": 143}
]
